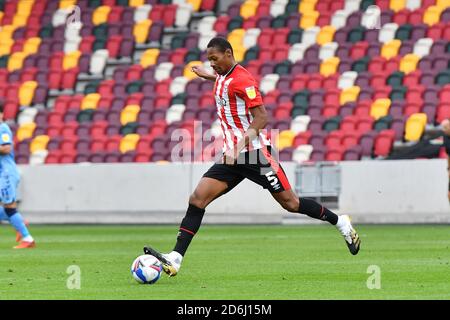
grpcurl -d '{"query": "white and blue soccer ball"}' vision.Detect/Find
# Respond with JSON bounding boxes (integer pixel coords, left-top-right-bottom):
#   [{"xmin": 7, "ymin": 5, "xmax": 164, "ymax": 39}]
[{"xmin": 131, "ymin": 254, "xmax": 163, "ymax": 284}]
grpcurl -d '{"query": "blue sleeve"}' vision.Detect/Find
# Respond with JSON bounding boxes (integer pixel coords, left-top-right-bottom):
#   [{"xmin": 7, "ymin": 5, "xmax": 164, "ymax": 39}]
[{"xmin": 0, "ymin": 126, "xmax": 13, "ymax": 145}]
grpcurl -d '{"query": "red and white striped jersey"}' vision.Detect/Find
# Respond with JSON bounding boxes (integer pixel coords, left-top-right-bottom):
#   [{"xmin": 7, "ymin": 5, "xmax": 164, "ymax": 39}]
[{"xmin": 213, "ymin": 64, "xmax": 271, "ymax": 153}]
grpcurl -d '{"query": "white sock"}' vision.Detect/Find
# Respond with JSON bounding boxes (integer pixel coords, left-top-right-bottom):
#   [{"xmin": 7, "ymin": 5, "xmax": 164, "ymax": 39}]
[
  {"xmin": 22, "ymin": 235, "xmax": 34, "ymax": 242},
  {"xmin": 169, "ymin": 251, "xmax": 183, "ymax": 264},
  {"xmin": 335, "ymin": 216, "xmax": 347, "ymax": 230}
]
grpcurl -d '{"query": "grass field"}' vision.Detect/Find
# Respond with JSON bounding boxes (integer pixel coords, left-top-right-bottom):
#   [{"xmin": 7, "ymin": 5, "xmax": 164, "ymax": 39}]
[{"xmin": 0, "ymin": 224, "xmax": 449, "ymax": 300}]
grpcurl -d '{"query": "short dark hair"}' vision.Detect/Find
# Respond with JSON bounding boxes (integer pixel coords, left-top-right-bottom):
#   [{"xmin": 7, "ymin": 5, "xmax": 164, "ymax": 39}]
[{"xmin": 207, "ymin": 37, "xmax": 233, "ymax": 55}]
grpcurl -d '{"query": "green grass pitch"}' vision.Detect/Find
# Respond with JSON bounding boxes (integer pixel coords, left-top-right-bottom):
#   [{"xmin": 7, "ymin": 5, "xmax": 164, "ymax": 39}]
[{"xmin": 0, "ymin": 224, "xmax": 449, "ymax": 300}]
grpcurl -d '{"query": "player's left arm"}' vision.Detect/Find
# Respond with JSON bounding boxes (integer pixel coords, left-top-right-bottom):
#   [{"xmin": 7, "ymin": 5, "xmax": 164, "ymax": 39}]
[
  {"xmin": 0, "ymin": 131, "xmax": 13, "ymax": 154},
  {"xmin": 0, "ymin": 144, "xmax": 12, "ymax": 154}
]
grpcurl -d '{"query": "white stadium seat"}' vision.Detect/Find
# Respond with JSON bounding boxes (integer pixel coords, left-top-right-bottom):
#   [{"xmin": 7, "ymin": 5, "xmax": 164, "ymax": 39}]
[
  {"xmin": 170, "ymin": 76, "xmax": 189, "ymax": 96},
  {"xmin": 270, "ymin": 0, "xmax": 288, "ymax": 17},
  {"xmin": 17, "ymin": 107, "xmax": 38, "ymax": 125},
  {"xmin": 290, "ymin": 115, "xmax": 311, "ymax": 134},
  {"xmin": 134, "ymin": 5, "xmax": 152, "ymax": 23},
  {"xmin": 293, "ymin": 145, "xmax": 313, "ymax": 163},
  {"xmin": 319, "ymin": 42, "xmax": 338, "ymax": 61},
  {"xmin": 175, "ymin": 3, "xmax": 193, "ymax": 28},
  {"xmin": 338, "ymin": 71, "xmax": 358, "ymax": 89},
  {"xmin": 89, "ymin": 49, "xmax": 109, "ymax": 75},
  {"xmin": 288, "ymin": 43, "xmax": 309, "ymax": 63},
  {"xmin": 243, "ymin": 28, "xmax": 261, "ymax": 49},
  {"xmin": 166, "ymin": 104, "xmax": 186, "ymax": 124},
  {"xmin": 378, "ymin": 23, "xmax": 399, "ymax": 43},
  {"xmin": 154, "ymin": 62, "xmax": 174, "ymax": 81},
  {"xmin": 259, "ymin": 74, "xmax": 279, "ymax": 95},
  {"xmin": 331, "ymin": 10, "xmax": 351, "ymax": 29},
  {"xmin": 301, "ymin": 26, "xmax": 320, "ymax": 46},
  {"xmin": 413, "ymin": 38, "xmax": 433, "ymax": 58},
  {"xmin": 29, "ymin": 150, "xmax": 49, "ymax": 165}
]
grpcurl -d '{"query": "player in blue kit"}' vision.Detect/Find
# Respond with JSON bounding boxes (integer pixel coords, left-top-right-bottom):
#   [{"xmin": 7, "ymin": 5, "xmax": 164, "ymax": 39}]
[{"xmin": 0, "ymin": 103, "xmax": 35, "ymax": 249}]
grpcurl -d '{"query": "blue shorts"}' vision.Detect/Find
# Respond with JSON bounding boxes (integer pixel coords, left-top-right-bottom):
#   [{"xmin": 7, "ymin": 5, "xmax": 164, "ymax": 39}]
[{"xmin": 0, "ymin": 173, "xmax": 20, "ymax": 204}]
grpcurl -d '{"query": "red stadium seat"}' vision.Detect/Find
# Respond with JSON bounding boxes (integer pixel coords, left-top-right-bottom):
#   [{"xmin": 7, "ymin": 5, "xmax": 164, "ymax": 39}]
[
  {"xmin": 213, "ymin": 16, "xmax": 230, "ymax": 33},
  {"xmin": 106, "ymin": 35, "xmax": 123, "ymax": 58},
  {"xmin": 89, "ymin": 136, "xmax": 107, "ymax": 153},
  {"xmin": 342, "ymin": 132, "xmax": 360, "ymax": 148},
  {"xmin": 61, "ymin": 67, "xmax": 79, "ymax": 90},
  {"xmin": 325, "ymin": 147, "xmax": 345, "ymax": 161},
  {"xmin": 3, "ymin": 101, "xmax": 19, "ymax": 120},
  {"xmin": 340, "ymin": 115, "xmax": 358, "ymax": 132},
  {"xmin": 108, "ymin": 6, "xmax": 124, "ymax": 23},
  {"xmin": 126, "ymin": 65, "xmax": 143, "ymax": 81},
  {"xmin": 79, "ymin": 36, "xmax": 95, "ymax": 53},
  {"xmin": 293, "ymin": 131, "xmax": 312, "ymax": 147},
  {"xmin": 105, "ymin": 135, "xmax": 121, "ymax": 152},
  {"xmin": 325, "ymin": 130, "xmax": 344, "ymax": 148},
  {"xmin": 437, "ymin": 104, "xmax": 450, "ymax": 124},
  {"xmin": 374, "ymin": 130, "xmax": 396, "ymax": 157}
]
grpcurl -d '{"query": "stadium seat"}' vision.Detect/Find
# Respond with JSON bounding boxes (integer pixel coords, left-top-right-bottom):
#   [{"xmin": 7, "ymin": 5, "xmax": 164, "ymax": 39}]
[
  {"xmin": 399, "ymin": 53, "xmax": 420, "ymax": 73},
  {"xmin": 18, "ymin": 107, "xmax": 38, "ymax": 126},
  {"xmin": 30, "ymin": 135, "xmax": 50, "ymax": 154},
  {"xmin": 381, "ymin": 39, "xmax": 401, "ymax": 59},
  {"xmin": 276, "ymin": 130, "xmax": 296, "ymax": 150},
  {"xmin": 17, "ymin": 123, "xmax": 37, "ymax": 142},
  {"xmin": 141, "ymin": 49, "xmax": 160, "ymax": 68},
  {"xmin": 292, "ymin": 144, "xmax": 313, "ymax": 163},
  {"xmin": 340, "ymin": 86, "xmax": 360, "ymax": 105},
  {"xmin": 320, "ymin": 57, "xmax": 340, "ymax": 77},
  {"xmin": 92, "ymin": 6, "xmax": 111, "ymax": 25},
  {"xmin": 290, "ymin": 115, "xmax": 311, "ymax": 134},
  {"xmin": 120, "ymin": 134, "xmax": 140, "ymax": 154},
  {"xmin": 63, "ymin": 51, "xmax": 81, "ymax": 70},
  {"xmin": 240, "ymin": 0, "xmax": 259, "ymax": 19},
  {"xmin": 81, "ymin": 93, "xmax": 101, "ymax": 110},
  {"xmin": 19, "ymin": 81, "xmax": 38, "ymax": 106},
  {"xmin": 423, "ymin": 5, "xmax": 442, "ymax": 26},
  {"xmin": 404, "ymin": 113, "xmax": 427, "ymax": 141},
  {"xmin": 370, "ymin": 99, "xmax": 391, "ymax": 120},
  {"xmin": 29, "ymin": 150, "xmax": 49, "ymax": 165},
  {"xmin": 374, "ymin": 129, "xmax": 396, "ymax": 157}
]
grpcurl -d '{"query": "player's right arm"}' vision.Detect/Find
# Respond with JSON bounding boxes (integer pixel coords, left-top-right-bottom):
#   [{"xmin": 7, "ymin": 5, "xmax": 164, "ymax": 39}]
[{"xmin": 191, "ymin": 66, "xmax": 216, "ymax": 82}]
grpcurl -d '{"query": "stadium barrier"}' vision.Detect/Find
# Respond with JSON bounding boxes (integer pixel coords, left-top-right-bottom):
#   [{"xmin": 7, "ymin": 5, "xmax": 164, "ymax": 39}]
[{"xmin": 17, "ymin": 159, "xmax": 449, "ymax": 224}]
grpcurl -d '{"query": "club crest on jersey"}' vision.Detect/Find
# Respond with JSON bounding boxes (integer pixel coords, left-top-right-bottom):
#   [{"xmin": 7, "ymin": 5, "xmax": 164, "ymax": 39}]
[
  {"xmin": 1, "ymin": 133, "xmax": 10, "ymax": 143},
  {"xmin": 215, "ymin": 96, "xmax": 227, "ymax": 107},
  {"xmin": 245, "ymin": 86, "xmax": 257, "ymax": 99}
]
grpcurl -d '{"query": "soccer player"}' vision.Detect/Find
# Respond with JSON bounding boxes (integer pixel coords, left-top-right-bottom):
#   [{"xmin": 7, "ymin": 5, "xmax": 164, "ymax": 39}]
[
  {"xmin": 0, "ymin": 103, "xmax": 35, "ymax": 249},
  {"xmin": 144, "ymin": 37, "xmax": 360, "ymax": 276}
]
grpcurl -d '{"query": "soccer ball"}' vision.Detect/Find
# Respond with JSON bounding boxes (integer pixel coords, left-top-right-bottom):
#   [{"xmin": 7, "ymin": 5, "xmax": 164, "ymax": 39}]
[{"xmin": 131, "ymin": 254, "xmax": 163, "ymax": 284}]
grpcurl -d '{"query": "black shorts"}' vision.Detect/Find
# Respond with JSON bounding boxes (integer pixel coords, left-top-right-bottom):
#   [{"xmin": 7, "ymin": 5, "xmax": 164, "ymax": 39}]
[{"xmin": 203, "ymin": 146, "xmax": 292, "ymax": 194}]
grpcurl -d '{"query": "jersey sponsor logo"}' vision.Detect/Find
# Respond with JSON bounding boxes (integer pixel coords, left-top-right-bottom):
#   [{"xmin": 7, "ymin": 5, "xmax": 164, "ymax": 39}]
[
  {"xmin": 1, "ymin": 134, "xmax": 10, "ymax": 143},
  {"xmin": 265, "ymin": 170, "xmax": 280, "ymax": 191},
  {"xmin": 215, "ymin": 96, "xmax": 227, "ymax": 107},
  {"xmin": 245, "ymin": 86, "xmax": 257, "ymax": 99}
]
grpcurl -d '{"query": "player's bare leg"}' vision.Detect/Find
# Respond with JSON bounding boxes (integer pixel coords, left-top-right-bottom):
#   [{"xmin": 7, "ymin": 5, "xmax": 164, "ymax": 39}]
[
  {"xmin": 145, "ymin": 177, "xmax": 231, "ymax": 276},
  {"xmin": 271, "ymin": 189, "xmax": 360, "ymax": 255}
]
